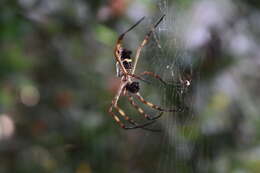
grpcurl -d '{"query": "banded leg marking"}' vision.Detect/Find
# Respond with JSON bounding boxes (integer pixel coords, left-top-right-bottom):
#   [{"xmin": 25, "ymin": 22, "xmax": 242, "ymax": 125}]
[
  {"xmin": 132, "ymin": 15, "xmax": 165, "ymax": 74},
  {"xmin": 134, "ymin": 92, "xmax": 179, "ymax": 112},
  {"xmin": 114, "ymin": 16, "xmax": 146, "ymax": 76},
  {"xmin": 127, "ymin": 95, "xmax": 163, "ymax": 120}
]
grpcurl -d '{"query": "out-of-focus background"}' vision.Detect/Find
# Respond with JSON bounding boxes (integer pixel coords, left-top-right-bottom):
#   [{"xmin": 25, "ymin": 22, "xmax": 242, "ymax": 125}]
[{"xmin": 1, "ymin": 0, "xmax": 260, "ymax": 172}]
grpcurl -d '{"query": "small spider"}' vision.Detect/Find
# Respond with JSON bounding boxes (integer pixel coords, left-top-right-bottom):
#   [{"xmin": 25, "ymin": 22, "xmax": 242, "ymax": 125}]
[{"xmin": 109, "ymin": 15, "xmax": 183, "ymax": 131}]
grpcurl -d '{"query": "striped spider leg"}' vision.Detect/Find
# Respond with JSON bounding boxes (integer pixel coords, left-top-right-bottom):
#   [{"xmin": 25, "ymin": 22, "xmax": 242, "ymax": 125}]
[
  {"xmin": 108, "ymin": 81, "xmax": 157, "ymax": 130},
  {"xmin": 131, "ymin": 14, "xmax": 165, "ymax": 74}
]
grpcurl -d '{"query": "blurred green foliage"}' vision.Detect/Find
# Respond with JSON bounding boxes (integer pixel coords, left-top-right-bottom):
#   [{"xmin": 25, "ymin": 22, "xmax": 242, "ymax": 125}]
[{"xmin": 1, "ymin": 0, "xmax": 260, "ymax": 173}]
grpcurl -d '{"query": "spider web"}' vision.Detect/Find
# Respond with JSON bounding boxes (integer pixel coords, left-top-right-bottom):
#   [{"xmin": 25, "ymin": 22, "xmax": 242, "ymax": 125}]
[
  {"xmin": 127, "ymin": 1, "xmax": 200, "ymax": 173},
  {"xmin": 155, "ymin": 2, "xmax": 197, "ymax": 172},
  {"xmin": 129, "ymin": 0, "xmax": 260, "ymax": 172}
]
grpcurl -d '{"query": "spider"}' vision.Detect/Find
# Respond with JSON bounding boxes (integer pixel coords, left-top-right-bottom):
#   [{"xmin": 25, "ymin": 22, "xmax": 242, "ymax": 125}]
[{"xmin": 109, "ymin": 15, "xmax": 183, "ymax": 131}]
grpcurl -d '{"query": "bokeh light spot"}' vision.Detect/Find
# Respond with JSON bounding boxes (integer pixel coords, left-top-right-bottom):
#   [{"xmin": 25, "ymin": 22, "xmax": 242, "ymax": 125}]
[
  {"xmin": 0, "ymin": 114, "xmax": 15, "ymax": 140},
  {"xmin": 20, "ymin": 85, "xmax": 40, "ymax": 106}
]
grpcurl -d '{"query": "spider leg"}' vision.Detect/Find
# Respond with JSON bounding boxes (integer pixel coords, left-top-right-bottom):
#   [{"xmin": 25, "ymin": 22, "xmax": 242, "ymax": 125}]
[
  {"xmin": 138, "ymin": 71, "xmax": 167, "ymax": 85},
  {"xmin": 108, "ymin": 82, "xmax": 158, "ymax": 130},
  {"xmin": 114, "ymin": 105, "xmax": 161, "ymax": 132},
  {"xmin": 131, "ymin": 72, "xmax": 191, "ymax": 89},
  {"xmin": 117, "ymin": 16, "xmax": 145, "ymax": 42},
  {"xmin": 114, "ymin": 17, "xmax": 145, "ymax": 76},
  {"xmin": 134, "ymin": 92, "xmax": 182, "ymax": 112},
  {"xmin": 128, "ymin": 73, "xmax": 152, "ymax": 84},
  {"xmin": 152, "ymin": 31, "xmax": 162, "ymax": 49},
  {"xmin": 127, "ymin": 94, "xmax": 163, "ymax": 120},
  {"xmin": 108, "ymin": 107, "xmax": 129, "ymax": 129},
  {"xmin": 108, "ymin": 82, "xmax": 129, "ymax": 128},
  {"xmin": 112, "ymin": 104, "xmax": 158, "ymax": 130},
  {"xmin": 109, "ymin": 104, "xmax": 157, "ymax": 130},
  {"xmin": 132, "ymin": 14, "xmax": 165, "ymax": 74},
  {"xmin": 130, "ymin": 73, "xmax": 186, "ymax": 89}
]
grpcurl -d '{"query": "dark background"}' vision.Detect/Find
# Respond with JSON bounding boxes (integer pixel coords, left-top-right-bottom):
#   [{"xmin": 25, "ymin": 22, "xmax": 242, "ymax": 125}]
[{"xmin": 1, "ymin": 0, "xmax": 260, "ymax": 172}]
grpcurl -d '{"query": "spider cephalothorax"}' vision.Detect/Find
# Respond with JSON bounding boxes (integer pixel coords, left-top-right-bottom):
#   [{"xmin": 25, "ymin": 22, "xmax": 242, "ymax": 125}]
[
  {"xmin": 109, "ymin": 15, "xmax": 185, "ymax": 131},
  {"xmin": 126, "ymin": 82, "xmax": 140, "ymax": 93}
]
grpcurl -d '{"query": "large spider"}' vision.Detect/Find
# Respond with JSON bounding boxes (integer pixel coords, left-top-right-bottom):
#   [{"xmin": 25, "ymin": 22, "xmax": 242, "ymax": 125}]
[{"xmin": 109, "ymin": 15, "xmax": 183, "ymax": 131}]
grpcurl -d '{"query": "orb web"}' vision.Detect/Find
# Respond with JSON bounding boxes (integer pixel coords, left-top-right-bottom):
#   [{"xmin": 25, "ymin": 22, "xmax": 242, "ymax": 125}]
[
  {"xmin": 128, "ymin": 0, "xmax": 198, "ymax": 172},
  {"xmin": 155, "ymin": 1, "xmax": 197, "ymax": 172}
]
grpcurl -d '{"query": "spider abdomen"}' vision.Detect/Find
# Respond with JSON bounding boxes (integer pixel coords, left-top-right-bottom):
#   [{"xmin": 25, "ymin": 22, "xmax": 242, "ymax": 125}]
[{"xmin": 126, "ymin": 82, "xmax": 140, "ymax": 93}]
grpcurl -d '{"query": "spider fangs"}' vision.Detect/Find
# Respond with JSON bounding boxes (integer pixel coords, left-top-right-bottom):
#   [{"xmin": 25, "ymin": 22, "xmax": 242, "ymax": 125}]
[{"xmin": 108, "ymin": 15, "xmax": 186, "ymax": 131}]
